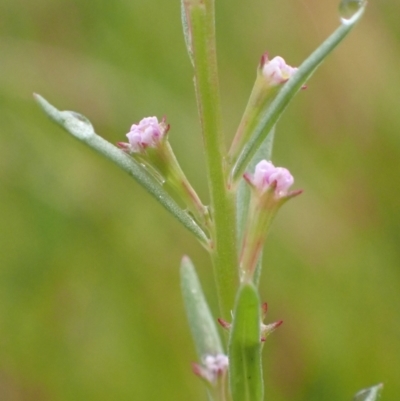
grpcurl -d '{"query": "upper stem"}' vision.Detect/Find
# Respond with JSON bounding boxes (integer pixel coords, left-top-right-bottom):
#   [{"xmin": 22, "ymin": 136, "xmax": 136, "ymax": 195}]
[{"xmin": 186, "ymin": 0, "xmax": 238, "ymax": 319}]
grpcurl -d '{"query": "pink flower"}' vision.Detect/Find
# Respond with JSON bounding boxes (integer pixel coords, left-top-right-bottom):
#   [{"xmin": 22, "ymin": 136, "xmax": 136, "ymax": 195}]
[
  {"xmin": 119, "ymin": 116, "xmax": 169, "ymax": 153},
  {"xmin": 261, "ymin": 54, "xmax": 298, "ymax": 86},
  {"xmin": 246, "ymin": 159, "xmax": 294, "ymax": 195}
]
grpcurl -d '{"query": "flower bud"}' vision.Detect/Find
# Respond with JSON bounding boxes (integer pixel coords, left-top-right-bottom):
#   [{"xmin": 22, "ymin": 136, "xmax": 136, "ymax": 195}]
[
  {"xmin": 192, "ymin": 353, "xmax": 229, "ymax": 384},
  {"xmin": 117, "ymin": 116, "xmax": 210, "ymax": 230},
  {"xmin": 247, "ymin": 159, "xmax": 294, "ymax": 196},
  {"xmin": 240, "ymin": 159, "xmax": 301, "ymax": 281},
  {"xmin": 261, "ymin": 54, "xmax": 298, "ymax": 86},
  {"xmin": 120, "ymin": 116, "xmax": 169, "ymax": 153},
  {"xmin": 228, "ymin": 53, "xmax": 298, "ymax": 166}
]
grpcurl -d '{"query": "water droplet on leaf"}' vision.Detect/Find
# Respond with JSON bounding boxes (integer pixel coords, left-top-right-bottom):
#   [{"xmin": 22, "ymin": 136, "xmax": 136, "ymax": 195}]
[
  {"xmin": 69, "ymin": 111, "xmax": 91, "ymax": 124},
  {"xmin": 62, "ymin": 111, "xmax": 95, "ymax": 138},
  {"xmin": 339, "ymin": 0, "xmax": 366, "ymax": 24}
]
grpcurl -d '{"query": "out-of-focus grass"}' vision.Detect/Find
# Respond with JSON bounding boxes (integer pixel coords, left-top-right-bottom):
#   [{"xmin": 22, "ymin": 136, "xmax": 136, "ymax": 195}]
[{"xmin": 0, "ymin": 0, "xmax": 399, "ymax": 400}]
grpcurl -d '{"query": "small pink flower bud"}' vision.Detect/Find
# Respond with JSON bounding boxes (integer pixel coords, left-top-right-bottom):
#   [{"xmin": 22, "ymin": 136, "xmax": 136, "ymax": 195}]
[
  {"xmin": 119, "ymin": 116, "xmax": 169, "ymax": 153},
  {"xmin": 246, "ymin": 159, "xmax": 294, "ymax": 196},
  {"xmin": 241, "ymin": 161, "xmax": 300, "ymax": 280},
  {"xmin": 268, "ymin": 167, "xmax": 294, "ymax": 194},
  {"xmin": 252, "ymin": 160, "xmax": 275, "ymax": 190},
  {"xmin": 192, "ymin": 353, "xmax": 229, "ymax": 384},
  {"xmin": 204, "ymin": 354, "xmax": 229, "ymax": 373},
  {"xmin": 261, "ymin": 54, "xmax": 298, "ymax": 86},
  {"xmin": 228, "ymin": 54, "xmax": 299, "ymax": 165}
]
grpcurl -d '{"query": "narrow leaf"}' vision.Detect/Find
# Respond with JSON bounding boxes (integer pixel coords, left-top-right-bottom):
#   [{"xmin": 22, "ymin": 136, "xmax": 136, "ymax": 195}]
[
  {"xmin": 34, "ymin": 94, "xmax": 210, "ymax": 248},
  {"xmin": 353, "ymin": 384, "xmax": 383, "ymax": 401},
  {"xmin": 230, "ymin": 5, "xmax": 366, "ymax": 183},
  {"xmin": 229, "ymin": 283, "xmax": 263, "ymax": 401},
  {"xmin": 181, "ymin": 256, "xmax": 223, "ymax": 358}
]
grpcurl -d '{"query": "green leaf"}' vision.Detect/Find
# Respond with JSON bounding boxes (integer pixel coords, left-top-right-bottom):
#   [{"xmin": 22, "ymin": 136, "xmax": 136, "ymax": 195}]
[
  {"xmin": 230, "ymin": 4, "xmax": 366, "ymax": 183},
  {"xmin": 229, "ymin": 283, "xmax": 263, "ymax": 401},
  {"xmin": 34, "ymin": 94, "xmax": 210, "ymax": 248},
  {"xmin": 353, "ymin": 384, "xmax": 383, "ymax": 401},
  {"xmin": 180, "ymin": 256, "xmax": 223, "ymax": 358}
]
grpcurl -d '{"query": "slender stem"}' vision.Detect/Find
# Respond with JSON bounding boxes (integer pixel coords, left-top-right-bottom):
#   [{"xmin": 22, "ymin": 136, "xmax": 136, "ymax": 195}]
[{"xmin": 186, "ymin": 0, "xmax": 238, "ymax": 319}]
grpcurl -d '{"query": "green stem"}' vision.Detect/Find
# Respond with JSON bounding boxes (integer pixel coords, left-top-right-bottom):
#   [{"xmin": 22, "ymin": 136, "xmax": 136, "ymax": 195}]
[{"xmin": 186, "ymin": 0, "xmax": 238, "ymax": 319}]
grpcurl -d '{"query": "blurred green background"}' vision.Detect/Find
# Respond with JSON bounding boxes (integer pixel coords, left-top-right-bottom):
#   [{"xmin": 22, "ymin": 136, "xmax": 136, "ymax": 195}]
[{"xmin": 0, "ymin": 0, "xmax": 399, "ymax": 400}]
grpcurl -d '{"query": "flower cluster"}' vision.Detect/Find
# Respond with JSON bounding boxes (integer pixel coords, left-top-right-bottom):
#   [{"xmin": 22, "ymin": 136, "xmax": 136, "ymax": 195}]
[
  {"xmin": 118, "ymin": 116, "xmax": 169, "ymax": 153},
  {"xmin": 261, "ymin": 54, "xmax": 298, "ymax": 86},
  {"xmin": 245, "ymin": 159, "xmax": 294, "ymax": 196}
]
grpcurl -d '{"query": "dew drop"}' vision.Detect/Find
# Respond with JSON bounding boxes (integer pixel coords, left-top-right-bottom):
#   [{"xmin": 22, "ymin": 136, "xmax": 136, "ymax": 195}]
[
  {"xmin": 339, "ymin": 0, "xmax": 366, "ymax": 24},
  {"xmin": 60, "ymin": 110, "xmax": 95, "ymax": 138},
  {"xmin": 69, "ymin": 111, "xmax": 91, "ymax": 124}
]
